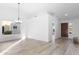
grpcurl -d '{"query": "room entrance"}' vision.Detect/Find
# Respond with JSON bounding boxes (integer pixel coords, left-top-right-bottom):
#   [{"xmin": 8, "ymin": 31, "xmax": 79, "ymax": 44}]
[{"xmin": 61, "ymin": 23, "xmax": 68, "ymax": 37}]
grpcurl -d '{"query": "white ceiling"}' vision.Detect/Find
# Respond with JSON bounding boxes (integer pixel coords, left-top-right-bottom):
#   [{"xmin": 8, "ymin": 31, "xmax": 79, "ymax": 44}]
[
  {"xmin": 0, "ymin": 3, "xmax": 79, "ymax": 20},
  {"xmin": 21, "ymin": 3, "xmax": 79, "ymax": 19}
]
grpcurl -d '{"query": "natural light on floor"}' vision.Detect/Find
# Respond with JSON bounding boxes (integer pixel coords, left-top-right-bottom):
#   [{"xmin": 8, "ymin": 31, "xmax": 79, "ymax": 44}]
[{"xmin": 0, "ymin": 35, "xmax": 26, "ymax": 55}]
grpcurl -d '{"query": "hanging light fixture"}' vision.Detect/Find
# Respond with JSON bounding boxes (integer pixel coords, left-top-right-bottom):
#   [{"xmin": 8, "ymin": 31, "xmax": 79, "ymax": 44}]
[
  {"xmin": 15, "ymin": 3, "xmax": 22, "ymax": 23},
  {"xmin": 18, "ymin": 3, "xmax": 20, "ymax": 21}
]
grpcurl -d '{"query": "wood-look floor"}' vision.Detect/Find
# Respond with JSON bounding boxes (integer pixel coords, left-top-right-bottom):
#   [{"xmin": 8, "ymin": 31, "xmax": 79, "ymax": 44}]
[{"xmin": 0, "ymin": 38, "xmax": 79, "ymax": 55}]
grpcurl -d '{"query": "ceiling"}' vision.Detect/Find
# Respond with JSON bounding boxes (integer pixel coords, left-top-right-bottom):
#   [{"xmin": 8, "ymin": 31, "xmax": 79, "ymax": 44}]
[
  {"xmin": 0, "ymin": 3, "xmax": 79, "ymax": 20},
  {"xmin": 21, "ymin": 3, "xmax": 79, "ymax": 19}
]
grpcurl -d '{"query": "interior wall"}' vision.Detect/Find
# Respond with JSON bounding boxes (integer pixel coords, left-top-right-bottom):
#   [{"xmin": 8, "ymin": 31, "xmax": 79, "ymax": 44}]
[
  {"xmin": 72, "ymin": 19, "xmax": 79, "ymax": 38},
  {"xmin": 22, "ymin": 12, "xmax": 60, "ymax": 42},
  {"xmin": 26, "ymin": 12, "xmax": 49, "ymax": 42},
  {"xmin": 55, "ymin": 18, "xmax": 61, "ymax": 39},
  {"xmin": 21, "ymin": 18, "xmax": 29, "ymax": 36},
  {"xmin": 0, "ymin": 23, "xmax": 2, "ymax": 35},
  {"xmin": 48, "ymin": 14, "xmax": 60, "ymax": 42},
  {"xmin": 0, "ymin": 4, "xmax": 18, "ymax": 21}
]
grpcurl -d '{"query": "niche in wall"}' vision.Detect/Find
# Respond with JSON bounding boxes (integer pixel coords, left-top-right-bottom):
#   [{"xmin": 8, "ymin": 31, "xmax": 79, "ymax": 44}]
[
  {"xmin": 2, "ymin": 21, "xmax": 12, "ymax": 35},
  {"xmin": 52, "ymin": 23, "xmax": 55, "ymax": 35},
  {"xmin": 68, "ymin": 23, "xmax": 72, "ymax": 34},
  {"xmin": 11, "ymin": 22, "xmax": 21, "ymax": 34}
]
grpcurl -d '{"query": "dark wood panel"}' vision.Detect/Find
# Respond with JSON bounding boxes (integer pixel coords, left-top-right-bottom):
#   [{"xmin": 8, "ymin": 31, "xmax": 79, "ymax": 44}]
[{"xmin": 61, "ymin": 23, "xmax": 68, "ymax": 37}]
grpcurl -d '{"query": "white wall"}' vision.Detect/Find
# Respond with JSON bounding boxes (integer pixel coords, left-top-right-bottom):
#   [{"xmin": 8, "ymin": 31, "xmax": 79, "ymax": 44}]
[
  {"xmin": 72, "ymin": 19, "xmax": 79, "ymax": 38},
  {"xmin": 26, "ymin": 12, "xmax": 49, "ymax": 42},
  {"xmin": 55, "ymin": 18, "xmax": 61, "ymax": 39},
  {"xmin": 48, "ymin": 14, "xmax": 60, "ymax": 42},
  {"xmin": 21, "ymin": 12, "xmax": 60, "ymax": 42},
  {"xmin": 0, "ymin": 4, "xmax": 18, "ymax": 21},
  {"xmin": 21, "ymin": 12, "xmax": 61, "ymax": 43}
]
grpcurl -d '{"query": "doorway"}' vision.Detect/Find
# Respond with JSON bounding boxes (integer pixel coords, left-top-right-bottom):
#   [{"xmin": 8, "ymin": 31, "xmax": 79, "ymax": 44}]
[{"xmin": 61, "ymin": 23, "xmax": 68, "ymax": 37}]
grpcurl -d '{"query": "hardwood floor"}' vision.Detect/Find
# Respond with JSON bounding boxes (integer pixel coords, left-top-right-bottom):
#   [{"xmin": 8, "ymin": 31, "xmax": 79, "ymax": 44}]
[
  {"xmin": 0, "ymin": 38, "xmax": 79, "ymax": 55},
  {"xmin": 0, "ymin": 40, "xmax": 18, "ymax": 53}
]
